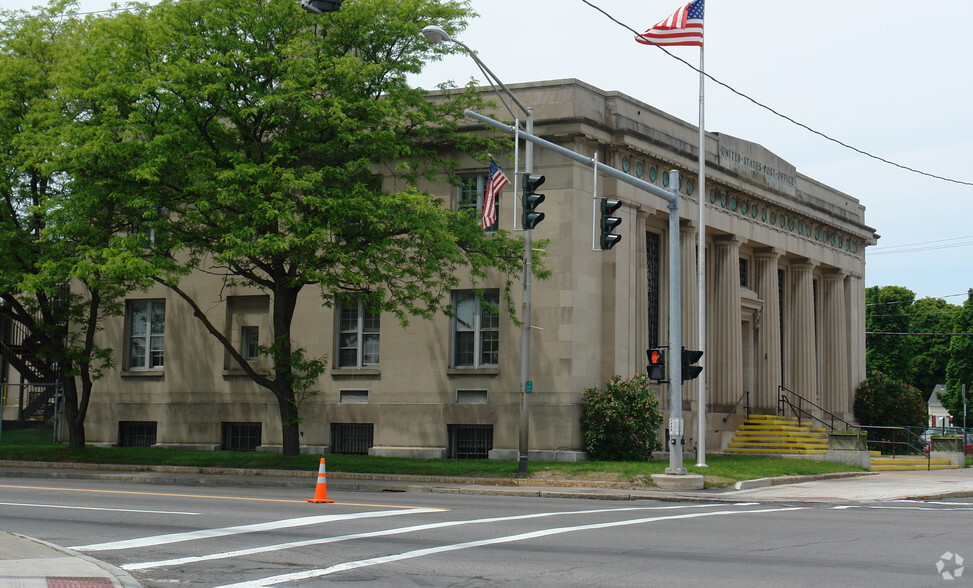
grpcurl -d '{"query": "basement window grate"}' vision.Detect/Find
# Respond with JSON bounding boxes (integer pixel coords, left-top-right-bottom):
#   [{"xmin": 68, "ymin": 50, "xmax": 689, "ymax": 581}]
[
  {"xmin": 118, "ymin": 421, "xmax": 157, "ymax": 448},
  {"xmin": 331, "ymin": 423, "xmax": 374, "ymax": 455},
  {"xmin": 221, "ymin": 422, "xmax": 262, "ymax": 452},
  {"xmin": 447, "ymin": 424, "xmax": 493, "ymax": 459}
]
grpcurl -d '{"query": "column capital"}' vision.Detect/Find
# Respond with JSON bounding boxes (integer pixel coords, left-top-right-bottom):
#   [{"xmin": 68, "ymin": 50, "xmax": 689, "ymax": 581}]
[
  {"xmin": 713, "ymin": 234, "xmax": 742, "ymax": 247},
  {"xmin": 787, "ymin": 257, "xmax": 816, "ymax": 270},
  {"xmin": 754, "ymin": 247, "xmax": 783, "ymax": 259},
  {"xmin": 821, "ymin": 268, "xmax": 847, "ymax": 280}
]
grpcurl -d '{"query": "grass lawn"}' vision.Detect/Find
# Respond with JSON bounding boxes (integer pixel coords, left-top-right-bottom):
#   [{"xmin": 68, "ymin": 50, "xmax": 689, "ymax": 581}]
[{"xmin": 0, "ymin": 424, "xmax": 865, "ymax": 488}]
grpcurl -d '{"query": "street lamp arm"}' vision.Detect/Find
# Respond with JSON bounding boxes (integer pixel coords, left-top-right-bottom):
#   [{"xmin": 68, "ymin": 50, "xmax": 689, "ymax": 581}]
[
  {"xmin": 420, "ymin": 25, "xmax": 530, "ymax": 121},
  {"xmin": 449, "ymin": 39, "xmax": 530, "ymax": 119}
]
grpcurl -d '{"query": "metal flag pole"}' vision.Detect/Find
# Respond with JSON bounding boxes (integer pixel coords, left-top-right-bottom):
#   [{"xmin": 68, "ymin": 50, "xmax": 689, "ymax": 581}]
[{"xmin": 696, "ymin": 40, "xmax": 708, "ymax": 468}]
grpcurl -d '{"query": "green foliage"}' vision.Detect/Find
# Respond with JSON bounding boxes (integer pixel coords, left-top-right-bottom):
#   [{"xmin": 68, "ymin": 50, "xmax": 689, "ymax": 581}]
[
  {"xmin": 865, "ymin": 285, "xmax": 917, "ymax": 382},
  {"xmin": 853, "ymin": 371, "xmax": 927, "ymax": 431},
  {"xmin": 910, "ymin": 296, "xmax": 957, "ymax": 398},
  {"xmin": 581, "ymin": 373, "xmax": 663, "ymax": 461},
  {"xmin": 865, "ymin": 285, "xmax": 961, "ymax": 405},
  {"xmin": 16, "ymin": 0, "xmax": 541, "ymax": 456},
  {"xmin": 943, "ymin": 290, "xmax": 973, "ymax": 418}
]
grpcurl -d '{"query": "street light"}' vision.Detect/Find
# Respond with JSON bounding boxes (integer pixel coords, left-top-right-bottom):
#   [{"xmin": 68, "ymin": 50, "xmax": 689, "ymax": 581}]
[{"xmin": 421, "ymin": 24, "xmax": 536, "ymax": 476}]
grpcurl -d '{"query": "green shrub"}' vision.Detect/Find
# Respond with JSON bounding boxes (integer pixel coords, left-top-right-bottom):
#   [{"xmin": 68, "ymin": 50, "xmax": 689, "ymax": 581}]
[
  {"xmin": 853, "ymin": 371, "xmax": 927, "ymax": 439},
  {"xmin": 581, "ymin": 372, "xmax": 663, "ymax": 461}
]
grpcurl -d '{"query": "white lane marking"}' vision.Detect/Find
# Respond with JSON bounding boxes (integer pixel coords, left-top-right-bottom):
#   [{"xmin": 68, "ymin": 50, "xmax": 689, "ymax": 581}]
[
  {"xmin": 896, "ymin": 499, "xmax": 973, "ymax": 506},
  {"xmin": 71, "ymin": 508, "xmax": 438, "ymax": 552},
  {"xmin": 123, "ymin": 503, "xmax": 724, "ymax": 571},
  {"xmin": 0, "ymin": 501, "xmax": 198, "ymax": 515},
  {"xmin": 216, "ymin": 506, "xmax": 806, "ymax": 588}
]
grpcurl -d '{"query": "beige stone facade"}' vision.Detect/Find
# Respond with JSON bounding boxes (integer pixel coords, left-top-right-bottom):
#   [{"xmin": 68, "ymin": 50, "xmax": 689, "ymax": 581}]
[{"xmin": 8, "ymin": 79, "xmax": 878, "ymax": 458}]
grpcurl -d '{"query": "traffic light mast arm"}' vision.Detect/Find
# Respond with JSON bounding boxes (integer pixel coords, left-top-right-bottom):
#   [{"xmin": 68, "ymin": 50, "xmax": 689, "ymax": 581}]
[{"xmin": 466, "ymin": 109, "xmax": 686, "ymax": 475}]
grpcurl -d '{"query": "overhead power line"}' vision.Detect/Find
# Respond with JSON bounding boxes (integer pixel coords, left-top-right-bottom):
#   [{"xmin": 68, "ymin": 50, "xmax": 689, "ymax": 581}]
[
  {"xmin": 867, "ymin": 332, "xmax": 973, "ymax": 336},
  {"xmin": 581, "ymin": 0, "xmax": 973, "ymax": 188},
  {"xmin": 867, "ymin": 236, "xmax": 973, "ymax": 256},
  {"xmin": 0, "ymin": 0, "xmax": 211, "ymax": 26},
  {"xmin": 866, "ymin": 293, "xmax": 969, "ymax": 307}
]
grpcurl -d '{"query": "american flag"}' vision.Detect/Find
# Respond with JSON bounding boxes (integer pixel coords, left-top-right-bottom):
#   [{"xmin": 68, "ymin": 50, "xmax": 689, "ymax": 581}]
[
  {"xmin": 636, "ymin": 0, "xmax": 704, "ymax": 47},
  {"xmin": 481, "ymin": 159, "xmax": 508, "ymax": 230}
]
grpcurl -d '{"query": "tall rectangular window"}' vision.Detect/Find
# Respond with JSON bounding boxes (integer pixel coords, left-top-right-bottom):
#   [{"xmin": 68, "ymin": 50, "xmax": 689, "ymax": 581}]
[
  {"xmin": 453, "ymin": 290, "xmax": 499, "ymax": 368},
  {"xmin": 337, "ymin": 297, "xmax": 380, "ymax": 368},
  {"xmin": 646, "ymin": 232, "xmax": 661, "ymax": 348},
  {"xmin": 458, "ymin": 174, "xmax": 498, "ymax": 232},
  {"xmin": 241, "ymin": 326, "xmax": 260, "ymax": 361},
  {"xmin": 127, "ymin": 299, "xmax": 165, "ymax": 370}
]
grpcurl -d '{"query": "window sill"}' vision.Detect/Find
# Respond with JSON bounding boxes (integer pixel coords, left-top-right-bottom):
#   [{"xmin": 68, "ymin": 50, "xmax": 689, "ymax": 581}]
[
  {"xmin": 331, "ymin": 368, "xmax": 381, "ymax": 378},
  {"xmin": 222, "ymin": 369, "xmax": 264, "ymax": 378},
  {"xmin": 447, "ymin": 367, "xmax": 499, "ymax": 376},
  {"xmin": 121, "ymin": 370, "xmax": 164, "ymax": 379}
]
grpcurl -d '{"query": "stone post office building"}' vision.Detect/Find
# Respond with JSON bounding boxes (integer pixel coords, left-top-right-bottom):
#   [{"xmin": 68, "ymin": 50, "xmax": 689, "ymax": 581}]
[{"xmin": 2, "ymin": 79, "xmax": 879, "ymax": 458}]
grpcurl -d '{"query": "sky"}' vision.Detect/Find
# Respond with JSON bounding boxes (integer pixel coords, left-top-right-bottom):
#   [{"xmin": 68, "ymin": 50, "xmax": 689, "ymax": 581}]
[{"xmin": 5, "ymin": 0, "xmax": 973, "ymax": 303}]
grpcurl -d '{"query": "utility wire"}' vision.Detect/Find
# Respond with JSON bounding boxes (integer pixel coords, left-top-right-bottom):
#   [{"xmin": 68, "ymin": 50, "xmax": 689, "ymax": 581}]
[
  {"xmin": 581, "ymin": 0, "xmax": 973, "ymax": 188},
  {"xmin": 868, "ymin": 236, "xmax": 973, "ymax": 256},
  {"xmin": 0, "ymin": 0, "xmax": 211, "ymax": 26},
  {"xmin": 867, "ymin": 332, "xmax": 973, "ymax": 336},
  {"xmin": 866, "ymin": 293, "xmax": 969, "ymax": 307}
]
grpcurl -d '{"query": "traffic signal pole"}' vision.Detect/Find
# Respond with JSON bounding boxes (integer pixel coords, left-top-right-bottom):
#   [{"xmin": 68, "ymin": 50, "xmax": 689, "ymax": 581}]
[{"xmin": 466, "ymin": 109, "xmax": 691, "ymax": 475}]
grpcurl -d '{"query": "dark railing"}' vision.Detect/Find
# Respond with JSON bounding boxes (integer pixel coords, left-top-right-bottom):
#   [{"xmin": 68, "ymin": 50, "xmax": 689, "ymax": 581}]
[
  {"xmin": 857, "ymin": 425, "xmax": 930, "ymax": 470},
  {"xmin": 1, "ymin": 316, "xmax": 61, "ymax": 422},
  {"xmin": 723, "ymin": 391, "xmax": 750, "ymax": 424},
  {"xmin": 777, "ymin": 386, "xmax": 856, "ymax": 432}
]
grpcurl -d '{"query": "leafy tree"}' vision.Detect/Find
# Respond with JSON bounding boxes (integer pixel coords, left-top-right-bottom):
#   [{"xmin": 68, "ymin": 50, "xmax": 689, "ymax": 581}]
[
  {"xmin": 865, "ymin": 285, "xmax": 916, "ymax": 382},
  {"xmin": 0, "ymin": 3, "xmax": 146, "ymax": 449},
  {"xmin": 55, "ymin": 0, "xmax": 534, "ymax": 456},
  {"xmin": 910, "ymin": 297, "xmax": 958, "ymax": 400},
  {"xmin": 942, "ymin": 290, "xmax": 973, "ymax": 421},
  {"xmin": 581, "ymin": 373, "xmax": 663, "ymax": 461},
  {"xmin": 853, "ymin": 371, "xmax": 927, "ymax": 440}
]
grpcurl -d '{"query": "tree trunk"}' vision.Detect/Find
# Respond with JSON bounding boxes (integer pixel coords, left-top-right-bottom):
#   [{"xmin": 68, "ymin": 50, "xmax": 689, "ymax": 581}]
[
  {"xmin": 60, "ymin": 376, "xmax": 86, "ymax": 449},
  {"xmin": 277, "ymin": 393, "xmax": 301, "ymax": 456}
]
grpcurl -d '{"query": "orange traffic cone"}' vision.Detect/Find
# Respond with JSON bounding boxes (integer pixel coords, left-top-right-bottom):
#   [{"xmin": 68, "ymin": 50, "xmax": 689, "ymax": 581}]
[{"xmin": 306, "ymin": 457, "xmax": 335, "ymax": 503}]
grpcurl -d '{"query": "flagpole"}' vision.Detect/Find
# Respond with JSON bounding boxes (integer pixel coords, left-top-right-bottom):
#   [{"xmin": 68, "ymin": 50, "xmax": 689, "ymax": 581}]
[{"xmin": 695, "ymin": 41, "xmax": 708, "ymax": 468}]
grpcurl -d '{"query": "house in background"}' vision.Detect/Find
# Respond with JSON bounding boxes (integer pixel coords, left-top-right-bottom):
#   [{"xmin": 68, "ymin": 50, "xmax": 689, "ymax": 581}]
[
  {"xmin": 4, "ymin": 79, "xmax": 879, "ymax": 458},
  {"xmin": 929, "ymin": 384, "xmax": 953, "ymax": 427}
]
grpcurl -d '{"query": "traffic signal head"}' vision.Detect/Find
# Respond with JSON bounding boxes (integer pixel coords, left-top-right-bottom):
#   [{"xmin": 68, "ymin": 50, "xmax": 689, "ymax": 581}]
[
  {"xmin": 647, "ymin": 348, "xmax": 666, "ymax": 382},
  {"xmin": 681, "ymin": 348, "xmax": 703, "ymax": 381},
  {"xmin": 300, "ymin": 0, "xmax": 343, "ymax": 13},
  {"xmin": 600, "ymin": 198, "xmax": 622, "ymax": 250},
  {"xmin": 522, "ymin": 173, "xmax": 546, "ymax": 230}
]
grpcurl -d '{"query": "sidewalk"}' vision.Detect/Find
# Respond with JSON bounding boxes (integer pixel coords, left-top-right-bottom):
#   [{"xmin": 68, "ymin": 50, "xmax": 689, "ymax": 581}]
[
  {"xmin": 0, "ymin": 531, "xmax": 140, "ymax": 588},
  {"xmin": 3, "ymin": 461, "xmax": 973, "ymax": 587}
]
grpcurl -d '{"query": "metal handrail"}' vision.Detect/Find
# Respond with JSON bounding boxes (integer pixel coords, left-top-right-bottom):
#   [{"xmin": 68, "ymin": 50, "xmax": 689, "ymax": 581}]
[
  {"xmin": 777, "ymin": 386, "xmax": 856, "ymax": 432},
  {"xmin": 857, "ymin": 425, "xmax": 930, "ymax": 470},
  {"xmin": 723, "ymin": 390, "xmax": 750, "ymax": 424}
]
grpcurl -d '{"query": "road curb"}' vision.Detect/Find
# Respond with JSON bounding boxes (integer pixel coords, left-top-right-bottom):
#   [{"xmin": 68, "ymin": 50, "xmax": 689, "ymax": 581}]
[
  {"xmin": 0, "ymin": 459, "xmax": 877, "ymax": 503},
  {"xmin": 734, "ymin": 471, "xmax": 876, "ymax": 490}
]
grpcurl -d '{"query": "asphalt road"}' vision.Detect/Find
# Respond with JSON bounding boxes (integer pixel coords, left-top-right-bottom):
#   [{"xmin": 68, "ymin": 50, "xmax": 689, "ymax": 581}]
[{"xmin": 1, "ymin": 475, "xmax": 970, "ymax": 587}]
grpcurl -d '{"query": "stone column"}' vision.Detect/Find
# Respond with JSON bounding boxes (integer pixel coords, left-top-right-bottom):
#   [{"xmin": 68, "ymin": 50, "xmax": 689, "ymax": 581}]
[
  {"xmin": 784, "ymin": 260, "xmax": 817, "ymax": 405},
  {"xmin": 711, "ymin": 236, "xmax": 743, "ymax": 409},
  {"xmin": 753, "ymin": 248, "xmax": 782, "ymax": 414},
  {"xmin": 821, "ymin": 270, "xmax": 850, "ymax": 418},
  {"xmin": 846, "ymin": 273, "xmax": 867, "ymax": 419}
]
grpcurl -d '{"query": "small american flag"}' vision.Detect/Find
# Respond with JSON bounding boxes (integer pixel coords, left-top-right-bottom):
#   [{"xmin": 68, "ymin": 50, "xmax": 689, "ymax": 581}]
[
  {"xmin": 481, "ymin": 159, "xmax": 508, "ymax": 230},
  {"xmin": 636, "ymin": 0, "xmax": 704, "ymax": 47}
]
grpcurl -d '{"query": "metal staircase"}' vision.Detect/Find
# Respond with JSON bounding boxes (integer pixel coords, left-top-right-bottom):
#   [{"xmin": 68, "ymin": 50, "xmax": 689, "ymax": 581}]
[{"xmin": 1, "ymin": 316, "xmax": 60, "ymax": 422}]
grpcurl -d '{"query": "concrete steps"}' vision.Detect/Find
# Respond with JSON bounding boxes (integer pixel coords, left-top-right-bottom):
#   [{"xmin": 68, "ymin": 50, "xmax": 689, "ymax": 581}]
[
  {"xmin": 868, "ymin": 451, "xmax": 958, "ymax": 471},
  {"xmin": 724, "ymin": 415, "xmax": 828, "ymax": 455}
]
